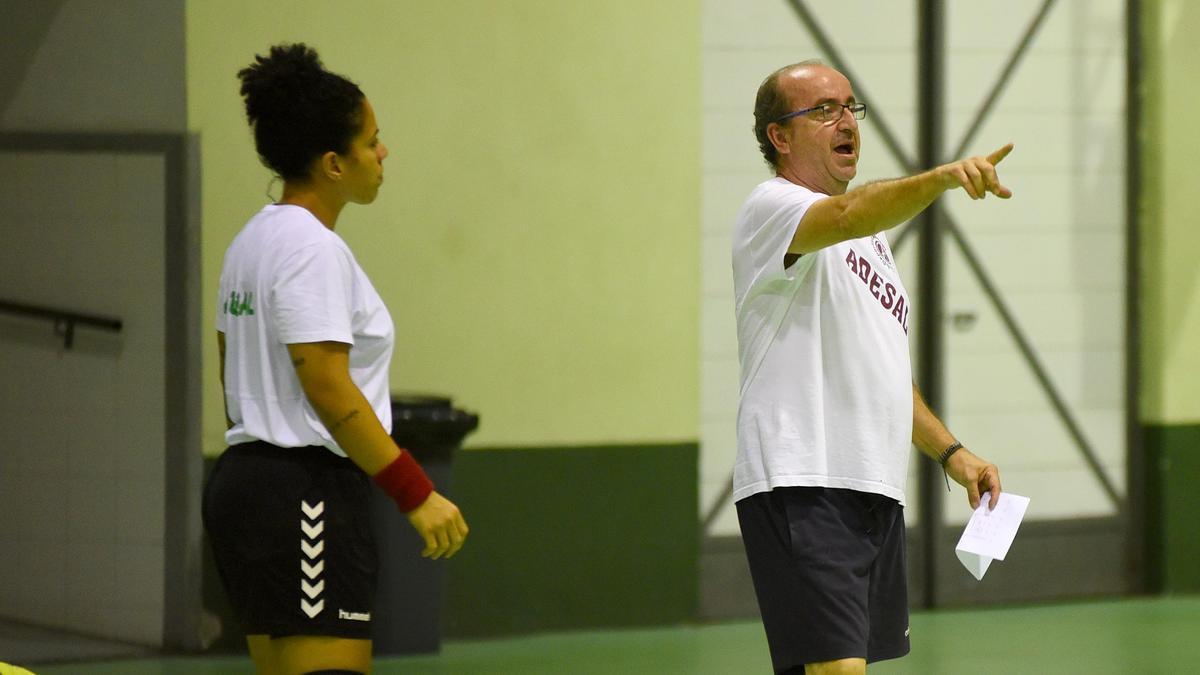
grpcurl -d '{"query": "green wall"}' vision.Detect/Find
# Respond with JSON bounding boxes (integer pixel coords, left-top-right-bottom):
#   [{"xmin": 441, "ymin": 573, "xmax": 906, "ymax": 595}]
[
  {"xmin": 1143, "ymin": 425, "xmax": 1200, "ymax": 592},
  {"xmin": 444, "ymin": 444, "xmax": 699, "ymax": 637},
  {"xmin": 1141, "ymin": 0, "xmax": 1200, "ymax": 592},
  {"xmin": 187, "ymin": 1, "xmax": 700, "ymax": 456},
  {"xmin": 187, "ymin": 1, "xmax": 704, "ymax": 642}
]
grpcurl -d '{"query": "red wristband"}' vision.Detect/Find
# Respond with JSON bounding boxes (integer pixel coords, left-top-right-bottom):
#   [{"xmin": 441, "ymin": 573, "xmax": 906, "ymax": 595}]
[{"xmin": 372, "ymin": 451, "xmax": 434, "ymax": 513}]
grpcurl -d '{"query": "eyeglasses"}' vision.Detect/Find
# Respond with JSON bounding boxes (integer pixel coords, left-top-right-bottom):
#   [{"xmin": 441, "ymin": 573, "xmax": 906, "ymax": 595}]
[{"xmin": 774, "ymin": 102, "xmax": 867, "ymax": 125}]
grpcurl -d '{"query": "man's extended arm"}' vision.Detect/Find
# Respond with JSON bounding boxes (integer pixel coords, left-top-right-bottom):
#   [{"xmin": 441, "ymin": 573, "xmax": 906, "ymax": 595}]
[
  {"xmin": 790, "ymin": 143, "xmax": 1013, "ymax": 254},
  {"xmin": 911, "ymin": 383, "xmax": 1001, "ymax": 510}
]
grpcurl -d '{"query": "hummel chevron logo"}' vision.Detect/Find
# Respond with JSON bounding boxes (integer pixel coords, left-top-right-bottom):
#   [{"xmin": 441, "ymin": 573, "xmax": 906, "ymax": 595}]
[
  {"xmin": 302, "ymin": 579, "xmax": 324, "ymax": 599},
  {"xmin": 301, "ymin": 598, "xmax": 324, "ymax": 619},
  {"xmin": 302, "ymin": 539, "xmax": 324, "ymax": 559},
  {"xmin": 299, "ymin": 498, "xmax": 326, "ymax": 619},
  {"xmin": 301, "ymin": 520, "xmax": 324, "ymax": 539},
  {"xmin": 296, "ymin": 497, "xmax": 324, "ymax": 619},
  {"xmin": 301, "ymin": 500, "xmax": 325, "ymax": 519},
  {"xmin": 301, "ymin": 559, "xmax": 324, "ymax": 578}
]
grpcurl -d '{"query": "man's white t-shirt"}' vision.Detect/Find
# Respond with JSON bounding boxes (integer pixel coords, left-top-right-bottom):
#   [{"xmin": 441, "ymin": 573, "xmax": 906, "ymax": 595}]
[
  {"xmin": 731, "ymin": 177, "xmax": 913, "ymax": 505},
  {"xmin": 217, "ymin": 204, "xmax": 394, "ymax": 456}
]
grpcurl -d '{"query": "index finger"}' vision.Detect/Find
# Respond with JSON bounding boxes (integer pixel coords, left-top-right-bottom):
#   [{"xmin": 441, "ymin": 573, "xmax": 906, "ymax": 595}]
[{"xmin": 986, "ymin": 143, "xmax": 1014, "ymax": 166}]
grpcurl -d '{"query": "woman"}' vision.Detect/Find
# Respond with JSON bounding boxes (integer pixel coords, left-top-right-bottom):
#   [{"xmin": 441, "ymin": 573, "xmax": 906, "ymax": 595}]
[{"xmin": 203, "ymin": 43, "xmax": 468, "ymax": 675}]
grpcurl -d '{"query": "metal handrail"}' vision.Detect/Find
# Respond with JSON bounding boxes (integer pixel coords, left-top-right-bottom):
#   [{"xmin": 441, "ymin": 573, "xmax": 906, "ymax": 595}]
[{"xmin": 0, "ymin": 299, "xmax": 123, "ymax": 349}]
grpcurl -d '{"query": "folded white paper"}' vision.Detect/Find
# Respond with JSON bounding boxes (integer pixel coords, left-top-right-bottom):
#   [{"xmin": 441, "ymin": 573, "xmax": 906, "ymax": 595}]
[{"xmin": 954, "ymin": 492, "xmax": 1030, "ymax": 580}]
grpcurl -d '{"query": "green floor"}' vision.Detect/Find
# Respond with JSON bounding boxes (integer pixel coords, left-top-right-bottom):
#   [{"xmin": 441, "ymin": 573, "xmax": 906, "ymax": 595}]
[{"xmin": 26, "ymin": 596, "xmax": 1199, "ymax": 674}]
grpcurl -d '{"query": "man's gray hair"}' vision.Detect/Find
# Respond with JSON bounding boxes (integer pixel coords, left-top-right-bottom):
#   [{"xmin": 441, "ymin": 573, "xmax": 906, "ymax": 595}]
[{"xmin": 753, "ymin": 59, "xmax": 828, "ymax": 169}]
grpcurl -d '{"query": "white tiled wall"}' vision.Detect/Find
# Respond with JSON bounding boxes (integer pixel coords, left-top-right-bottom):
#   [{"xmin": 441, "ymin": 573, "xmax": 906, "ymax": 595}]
[
  {"xmin": 0, "ymin": 153, "xmax": 167, "ymax": 643},
  {"xmin": 700, "ymin": 0, "xmax": 1126, "ymax": 534}
]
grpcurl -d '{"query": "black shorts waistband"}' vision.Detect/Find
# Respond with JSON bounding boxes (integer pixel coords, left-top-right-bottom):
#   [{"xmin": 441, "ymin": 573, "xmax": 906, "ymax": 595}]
[{"xmin": 226, "ymin": 440, "xmax": 353, "ymax": 468}]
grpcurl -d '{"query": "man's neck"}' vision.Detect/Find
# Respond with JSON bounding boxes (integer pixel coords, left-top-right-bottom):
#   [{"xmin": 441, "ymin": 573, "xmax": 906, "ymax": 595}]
[{"xmin": 775, "ymin": 166, "xmax": 846, "ymax": 196}]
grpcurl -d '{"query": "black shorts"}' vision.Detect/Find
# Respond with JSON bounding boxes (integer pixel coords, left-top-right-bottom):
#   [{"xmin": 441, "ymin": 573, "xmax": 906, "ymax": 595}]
[
  {"xmin": 202, "ymin": 441, "xmax": 377, "ymax": 639},
  {"xmin": 736, "ymin": 486, "xmax": 910, "ymax": 672}
]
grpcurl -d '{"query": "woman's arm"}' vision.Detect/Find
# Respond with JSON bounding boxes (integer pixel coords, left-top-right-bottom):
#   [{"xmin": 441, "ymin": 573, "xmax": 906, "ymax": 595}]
[{"xmin": 287, "ymin": 341, "xmax": 468, "ymax": 558}]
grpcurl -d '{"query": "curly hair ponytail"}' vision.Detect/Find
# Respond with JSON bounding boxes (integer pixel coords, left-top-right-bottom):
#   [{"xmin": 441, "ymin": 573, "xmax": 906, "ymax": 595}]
[{"xmin": 237, "ymin": 43, "xmax": 365, "ymax": 181}]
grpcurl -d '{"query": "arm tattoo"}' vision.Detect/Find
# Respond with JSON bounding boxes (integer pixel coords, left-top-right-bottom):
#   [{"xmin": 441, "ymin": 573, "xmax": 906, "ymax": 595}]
[{"xmin": 328, "ymin": 409, "xmax": 360, "ymax": 433}]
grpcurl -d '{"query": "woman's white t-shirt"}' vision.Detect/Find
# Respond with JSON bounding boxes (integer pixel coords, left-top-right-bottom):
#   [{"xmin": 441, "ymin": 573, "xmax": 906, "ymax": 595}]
[
  {"xmin": 217, "ymin": 204, "xmax": 394, "ymax": 456},
  {"xmin": 731, "ymin": 178, "xmax": 913, "ymax": 505}
]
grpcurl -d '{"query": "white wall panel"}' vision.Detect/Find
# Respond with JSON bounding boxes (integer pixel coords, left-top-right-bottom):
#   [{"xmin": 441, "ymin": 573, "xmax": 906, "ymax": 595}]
[
  {"xmin": 0, "ymin": 152, "xmax": 167, "ymax": 643},
  {"xmin": 943, "ymin": 0, "xmax": 1126, "ymax": 520},
  {"xmin": 943, "ymin": 171, "xmax": 1124, "ymax": 231},
  {"xmin": 947, "ymin": 0, "xmax": 1123, "ymax": 51},
  {"xmin": 701, "ymin": 232, "xmax": 736, "ymax": 297},
  {"xmin": 945, "ymin": 289, "xmax": 1125, "ymax": 351},
  {"xmin": 701, "ymin": 355, "xmax": 742, "ymax": 419},
  {"xmin": 945, "ymin": 230, "xmax": 1124, "ymax": 291},
  {"xmin": 702, "ymin": 172, "xmax": 765, "ymax": 235},
  {"xmin": 703, "ymin": 0, "xmax": 822, "ymax": 47}
]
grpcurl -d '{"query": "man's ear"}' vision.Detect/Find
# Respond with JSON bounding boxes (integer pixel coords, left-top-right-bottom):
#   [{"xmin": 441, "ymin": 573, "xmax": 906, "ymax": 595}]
[
  {"xmin": 766, "ymin": 122, "xmax": 790, "ymax": 157},
  {"xmin": 320, "ymin": 151, "xmax": 343, "ymax": 181}
]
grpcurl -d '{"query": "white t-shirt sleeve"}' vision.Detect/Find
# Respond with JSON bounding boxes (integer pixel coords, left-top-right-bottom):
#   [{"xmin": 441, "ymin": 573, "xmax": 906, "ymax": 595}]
[
  {"xmin": 734, "ymin": 182, "xmax": 827, "ymax": 299},
  {"xmin": 271, "ymin": 241, "xmax": 355, "ymax": 345}
]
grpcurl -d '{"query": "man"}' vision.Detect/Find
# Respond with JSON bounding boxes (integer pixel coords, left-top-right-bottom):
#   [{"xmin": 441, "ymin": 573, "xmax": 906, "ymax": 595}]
[{"xmin": 731, "ymin": 61, "xmax": 1005, "ymax": 674}]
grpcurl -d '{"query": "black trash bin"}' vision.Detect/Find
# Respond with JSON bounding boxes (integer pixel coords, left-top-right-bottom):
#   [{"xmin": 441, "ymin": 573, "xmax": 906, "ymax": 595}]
[{"xmin": 370, "ymin": 394, "xmax": 478, "ymax": 655}]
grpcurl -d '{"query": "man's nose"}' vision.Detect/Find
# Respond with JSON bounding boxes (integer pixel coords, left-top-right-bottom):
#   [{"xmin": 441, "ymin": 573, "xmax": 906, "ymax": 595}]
[{"xmin": 835, "ymin": 107, "xmax": 858, "ymax": 129}]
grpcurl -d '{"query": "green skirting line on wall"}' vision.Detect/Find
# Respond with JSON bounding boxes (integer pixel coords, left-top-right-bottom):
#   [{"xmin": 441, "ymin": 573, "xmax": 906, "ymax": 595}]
[
  {"xmin": 443, "ymin": 443, "xmax": 699, "ymax": 638},
  {"xmin": 1143, "ymin": 423, "xmax": 1200, "ymax": 593}
]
